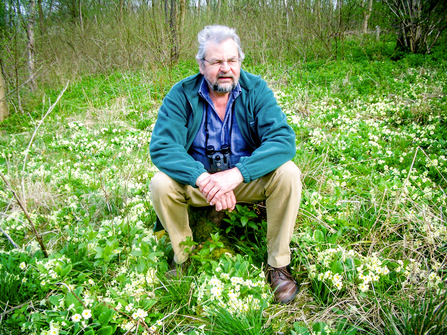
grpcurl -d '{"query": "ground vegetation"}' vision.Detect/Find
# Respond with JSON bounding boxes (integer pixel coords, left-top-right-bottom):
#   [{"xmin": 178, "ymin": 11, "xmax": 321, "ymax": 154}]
[{"xmin": 1, "ymin": 1, "xmax": 447, "ymax": 334}]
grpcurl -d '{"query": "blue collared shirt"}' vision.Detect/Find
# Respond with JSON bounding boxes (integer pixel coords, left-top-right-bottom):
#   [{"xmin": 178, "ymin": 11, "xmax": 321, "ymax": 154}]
[{"xmin": 188, "ymin": 79, "xmax": 253, "ymax": 173}]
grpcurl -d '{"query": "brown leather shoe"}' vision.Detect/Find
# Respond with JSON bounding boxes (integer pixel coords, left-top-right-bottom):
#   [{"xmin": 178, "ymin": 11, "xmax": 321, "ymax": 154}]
[{"xmin": 266, "ymin": 265, "xmax": 298, "ymax": 304}]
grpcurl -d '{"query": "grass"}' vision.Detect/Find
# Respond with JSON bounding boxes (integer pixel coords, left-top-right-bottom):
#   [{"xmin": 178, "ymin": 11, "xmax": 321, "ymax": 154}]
[{"xmin": 0, "ymin": 46, "xmax": 447, "ymax": 334}]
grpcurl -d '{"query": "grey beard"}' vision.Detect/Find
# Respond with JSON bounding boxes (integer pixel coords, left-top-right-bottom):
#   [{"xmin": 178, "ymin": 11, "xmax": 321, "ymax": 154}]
[
  {"xmin": 212, "ymin": 82, "xmax": 236, "ymax": 93},
  {"xmin": 205, "ymin": 77, "xmax": 237, "ymax": 93}
]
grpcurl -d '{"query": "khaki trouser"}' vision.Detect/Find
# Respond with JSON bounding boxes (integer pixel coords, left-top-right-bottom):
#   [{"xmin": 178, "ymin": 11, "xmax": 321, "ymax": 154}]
[{"xmin": 150, "ymin": 161, "xmax": 302, "ymax": 268}]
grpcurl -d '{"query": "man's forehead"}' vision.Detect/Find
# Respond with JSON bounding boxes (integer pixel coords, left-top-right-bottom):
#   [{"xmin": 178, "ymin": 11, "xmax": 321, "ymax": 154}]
[{"xmin": 206, "ymin": 39, "xmax": 238, "ymax": 57}]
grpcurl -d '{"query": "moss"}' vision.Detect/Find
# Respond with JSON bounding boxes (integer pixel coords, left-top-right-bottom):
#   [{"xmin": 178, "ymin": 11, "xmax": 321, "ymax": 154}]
[{"xmin": 189, "ymin": 206, "xmax": 228, "ymax": 243}]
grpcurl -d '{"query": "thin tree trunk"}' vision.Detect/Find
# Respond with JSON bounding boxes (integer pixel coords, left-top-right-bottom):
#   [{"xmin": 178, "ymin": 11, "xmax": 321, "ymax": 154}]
[
  {"xmin": 179, "ymin": 0, "xmax": 186, "ymax": 36},
  {"xmin": 0, "ymin": 65, "xmax": 8, "ymax": 122},
  {"xmin": 37, "ymin": 0, "xmax": 45, "ymax": 33},
  {"xmin": 119, "ymin": 0, "xmax": 124, "ymax": 24},
  {"xmin": 78, "ymin": 0, "xmax": 83, "ymax": 31},
  {"xmin": 169, "ymin": 0, "xmax": 178, "ymax": 64},
  {"xmin": 27, "ymin": 0, "xmax": 37, "ymax": 92},
  {"xmin": 164, "ymin": 0, "xmax": 169, "ymax": 26},
  {"xmin": 363, "ymin": 0, "xmax": 373, "ymax": 34}
]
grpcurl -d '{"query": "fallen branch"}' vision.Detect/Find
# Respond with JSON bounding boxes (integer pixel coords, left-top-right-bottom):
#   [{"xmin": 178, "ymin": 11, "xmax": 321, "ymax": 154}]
[
  {"xmin": 0, "ymin": 171, "xmax": 48, "ymax": 257},
  {"xmin": 21, "ymin": 81, "xmax": 69, "ymax": 199},
  {"xmin": 0, "ymin": 226, "xmax": 19, "ymax": 249},
  {"xmin": 0, "ymin": 301, "xmax": 32, "ymax": 322}
]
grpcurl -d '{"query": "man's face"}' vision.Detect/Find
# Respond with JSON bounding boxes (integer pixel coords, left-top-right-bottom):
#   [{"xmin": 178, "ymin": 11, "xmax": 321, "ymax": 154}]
[{"xmin": 199, "ymin": 38, "xmax": 241, "ymax": 94}]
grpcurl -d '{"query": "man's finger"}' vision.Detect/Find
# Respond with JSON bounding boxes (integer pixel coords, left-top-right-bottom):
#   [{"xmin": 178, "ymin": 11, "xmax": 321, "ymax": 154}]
[
  {"xmin": 208, "ymin": 188, "xmax": 221, "ymax": 204},
  {"xmin": 228, "ymin": 192, "xmax": 236, "ymax": 211}
]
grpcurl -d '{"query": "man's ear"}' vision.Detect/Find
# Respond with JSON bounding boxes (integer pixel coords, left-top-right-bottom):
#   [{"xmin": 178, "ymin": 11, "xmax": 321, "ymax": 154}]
[{"xmin": 197, "ymin": 59, "xmax": 204, "ymax": 75}]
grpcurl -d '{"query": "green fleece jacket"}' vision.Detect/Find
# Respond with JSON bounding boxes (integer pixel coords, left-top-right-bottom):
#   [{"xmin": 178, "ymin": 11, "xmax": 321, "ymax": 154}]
[{"xmin": 149, "ymin": 69, "xmax": 296, "ymax": 187}]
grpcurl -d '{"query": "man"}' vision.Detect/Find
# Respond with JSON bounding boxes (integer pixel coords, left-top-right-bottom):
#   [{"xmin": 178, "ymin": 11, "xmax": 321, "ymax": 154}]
[{"xmin": 149, "ymin": 25, "xmax": 302, "ymax": 304}]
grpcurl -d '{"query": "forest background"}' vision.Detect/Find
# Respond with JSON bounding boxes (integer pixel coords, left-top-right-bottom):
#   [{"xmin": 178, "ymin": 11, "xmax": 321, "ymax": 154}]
[{"xmin": 0, "ymin": 0, "xmax": 447, "ymax": 334}]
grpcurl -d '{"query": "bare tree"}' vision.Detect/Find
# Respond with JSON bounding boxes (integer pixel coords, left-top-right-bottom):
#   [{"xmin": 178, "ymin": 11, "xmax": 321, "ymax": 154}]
[
  {"xmin": 384, "ymin": 0, "xmax": 447, "ymax": 53},
  {"xmin": 27, "ymin": 0, "xmax": 37, "ymax": 92},
  {"xmin": 363, "ymin": 0, "xmax": 373, "ymax": 33},
  {"xmin": 164, "ymin": 0, "xmax": 186, "ymax": 65},
  {"xmin": 0, "ymin": 65, "xmax": 8, "ymax": 122}
]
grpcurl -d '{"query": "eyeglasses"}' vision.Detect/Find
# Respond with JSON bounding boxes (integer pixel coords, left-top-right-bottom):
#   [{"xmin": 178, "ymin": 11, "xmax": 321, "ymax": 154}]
[{"xmin": 202, "ymin": 58, "xmax": 241, "ymax": 68}]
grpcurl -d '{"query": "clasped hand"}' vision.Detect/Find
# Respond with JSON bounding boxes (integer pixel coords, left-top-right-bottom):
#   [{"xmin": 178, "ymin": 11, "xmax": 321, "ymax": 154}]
[{"xmin": 196, "ymin": 168, "xmax": 243, "ymax": 212}]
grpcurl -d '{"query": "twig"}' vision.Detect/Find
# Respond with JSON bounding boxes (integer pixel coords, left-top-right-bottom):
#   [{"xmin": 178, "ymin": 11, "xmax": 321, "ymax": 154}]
[
  {"xmin": 0, "ymin": 226, "xmax": 19, "ymax": 249},
  {"xmin": 21, "ymin": 81, "xmax": 69, "ymax": 201},
  {"xmin": 123, "ymin": 322, "xmax": 137, "ymax": 335},
  {"xmin": 0, "ymin": 301, "xmax": 31, "ymax": 320},
  {"xmin": 0, "ymin": 301, "xmax": 8, "ymax": 325},
  {"xmin": 0, "ymin": 212, "xmax": 28, "ymax": 226},
  {"xmin": 55, "ymin": 283, "xmax": 86, "ymax": 308},
  {"xmin": 0, "ymin": 171, "xmax": 48, "ymax": 257}
]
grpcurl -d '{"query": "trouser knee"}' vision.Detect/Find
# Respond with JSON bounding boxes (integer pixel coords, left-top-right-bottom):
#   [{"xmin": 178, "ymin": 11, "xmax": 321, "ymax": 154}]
[
  {"xmin": 149, "ymin": 171, "xmax": 176, "ymax": 198},
  {"xmin": 275, "ymin": 161, "xmax": 302, "ymax": 189}
]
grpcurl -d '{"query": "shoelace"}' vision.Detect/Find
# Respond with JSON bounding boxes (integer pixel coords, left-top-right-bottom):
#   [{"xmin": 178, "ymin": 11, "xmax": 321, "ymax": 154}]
[{"xmin": 267, "ymin": 266, "xmax": 296, "ymax": 282}]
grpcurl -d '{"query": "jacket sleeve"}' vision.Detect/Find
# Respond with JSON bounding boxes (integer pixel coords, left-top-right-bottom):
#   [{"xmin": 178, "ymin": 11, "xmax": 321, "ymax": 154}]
[
  {"xmin": 236, "ymin": 78, "xmax": 296, "ymax": 183},
  {"xmin": 149, "ymin": 83, "xmax": 207, "ymax": 187}
]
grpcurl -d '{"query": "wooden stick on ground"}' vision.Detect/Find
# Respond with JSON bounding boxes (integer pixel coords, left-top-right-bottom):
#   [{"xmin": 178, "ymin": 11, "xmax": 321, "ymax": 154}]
[{"xmin": 0, "ymin": 171, "xmax": 48, "ymax": 257}]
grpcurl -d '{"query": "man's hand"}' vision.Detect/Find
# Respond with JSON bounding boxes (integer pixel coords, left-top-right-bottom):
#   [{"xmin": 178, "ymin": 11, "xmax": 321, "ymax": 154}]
[
  {"xmin": 195, "ymin": 168, "xmax": 243, "ymax": 211},
  {"xmin": 214, "ymin": 190, "xmax": 237, "ymax": 211}
]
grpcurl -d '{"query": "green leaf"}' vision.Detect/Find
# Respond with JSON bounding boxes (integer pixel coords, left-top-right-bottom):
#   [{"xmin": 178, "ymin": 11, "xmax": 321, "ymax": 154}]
[
  {"xmin": 49, "ymin": 294, "xmax": 64, "ymax": 306},
  {"xmin": 61, "ymin": 264, "xmax": 72, "ymax": 277},
  {"xmin": 84, "ymin": 330, "xmax": 95, "ymax": 335},
  {"xmin": 293, "ymin": 322, "xmax": 310, "ymax": 335},
  {"xmin": 248, "ymin": 221, "xmax": 258, "ymax": 230},
  {"xmin": 97, "ymin": 326, "xmax": 114, "ymax": 335},
  {"xmin": 65, "ymin": 292, "xmax": 82, "ymax": 307},
  {"xmin": 143, "ymin": 299, "xmax": 157, "ymax": 310},
  {"xmin": 331, "ymin": 260, "xmax": 344, "ymax": 274},
  {"xmin": 98, "ymin": 309, "xmax": 114, "ymax": 324},
  {"xmin": 241, "ymin": 216, "xmax": 249, "ymax": 227},
  {"xmin": 108, "ymin": 287, "xmax": 119, "ymax": 298},
  {"xmin": 140, "ymin": 242, "xmax": 150, "ymax": 255},
  {"xmin": 137, "ymin": 258, "xmax": 146, "ymax": 273},
  {"xmin": 314, "ymin": 230, "xmax": 325, "ymax": 243},
  {"xmin": 313, "ymin": 322, "xmax": 328, "ymax": 334},
  {"xmin": 130, "ymin": 249, "xmax": 143, "ymax": 256}
]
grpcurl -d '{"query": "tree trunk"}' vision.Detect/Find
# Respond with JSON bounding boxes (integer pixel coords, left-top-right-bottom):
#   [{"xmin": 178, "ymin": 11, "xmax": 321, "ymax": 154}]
[
  {"xmin": 169, "ymin": 0, "xmax": 178, "ymax": 64},
  {"xmin": 119, "ymin": 0, "xmax": 124, "ymax": 23},
  {"xmin": 363, "ymin": 0, "xmax": 373, "ymax": 34},
  {"xmin": 179, "ymin": 0, "xmax": 186, "ymax": 33},
  {"xmin": 385, "ymin": 0, "xmax": 447, "ymax": 54},
  {"xmin": 27, "ymin": 0, "xmax": 37, "ymax": 92},
  {"xmin": 37, "ymin": 0, "xmax": 45, "ymax": 33},
  {"xmin": 0, "ymin": 66, "xmax": 8, "ymax": 122}
]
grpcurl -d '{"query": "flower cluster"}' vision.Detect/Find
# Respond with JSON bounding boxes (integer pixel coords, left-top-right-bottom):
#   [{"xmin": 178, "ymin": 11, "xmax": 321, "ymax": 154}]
[
  {"xmin": 356, "ymin": 254, "xmax": 390, "ymax": 292},
  {"xmin": 35, "ymin": 254, "xmax": 72, "ymax": 286},
  {"xmin": 396, "ymin": 258, "xmax": 444, "ymax": 290},
  {"xmin": 306, "ymin": 241, "xmax": 445, "ymax": 296},
  {"xmin": 308, "ymin": 246, "xmax": 355, "ymax": 292},
  {"xmin": 194, "ymin": 255, "xmax": 271, "ymax": 316}
]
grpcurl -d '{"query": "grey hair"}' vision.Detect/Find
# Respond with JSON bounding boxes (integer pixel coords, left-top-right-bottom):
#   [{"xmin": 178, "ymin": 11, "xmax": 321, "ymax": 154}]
[{"xmin": 196, "ymin": 25, "xmax": 245, "ymax": 63}]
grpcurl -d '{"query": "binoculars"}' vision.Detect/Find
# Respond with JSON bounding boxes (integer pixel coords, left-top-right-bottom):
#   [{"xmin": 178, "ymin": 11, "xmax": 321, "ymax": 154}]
[{"xmin": 206, "ymin": 144, "xmax": 230, "ymax": 173}]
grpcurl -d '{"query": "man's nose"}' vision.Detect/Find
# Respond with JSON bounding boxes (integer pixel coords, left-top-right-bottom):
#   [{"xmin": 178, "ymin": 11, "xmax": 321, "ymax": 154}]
[{"xmin": 220, "ymin": 61, "xmax": 231, "ymax": 71}]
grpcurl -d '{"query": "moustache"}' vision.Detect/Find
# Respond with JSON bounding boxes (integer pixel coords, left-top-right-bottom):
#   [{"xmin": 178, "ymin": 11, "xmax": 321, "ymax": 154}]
[{"xmin": 217, "ymin": 74, "xmax": 235, "ymax": 79}]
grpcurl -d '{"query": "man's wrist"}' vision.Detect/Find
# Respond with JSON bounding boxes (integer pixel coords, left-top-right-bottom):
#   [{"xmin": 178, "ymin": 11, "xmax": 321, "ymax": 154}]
[
  {"xmin": 195, "ymin": 172, "xmax": 211, "ymax": 187},
  {"xmin": 230, "ymin": 167, "xmax": 244, "ymax": 185}
]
